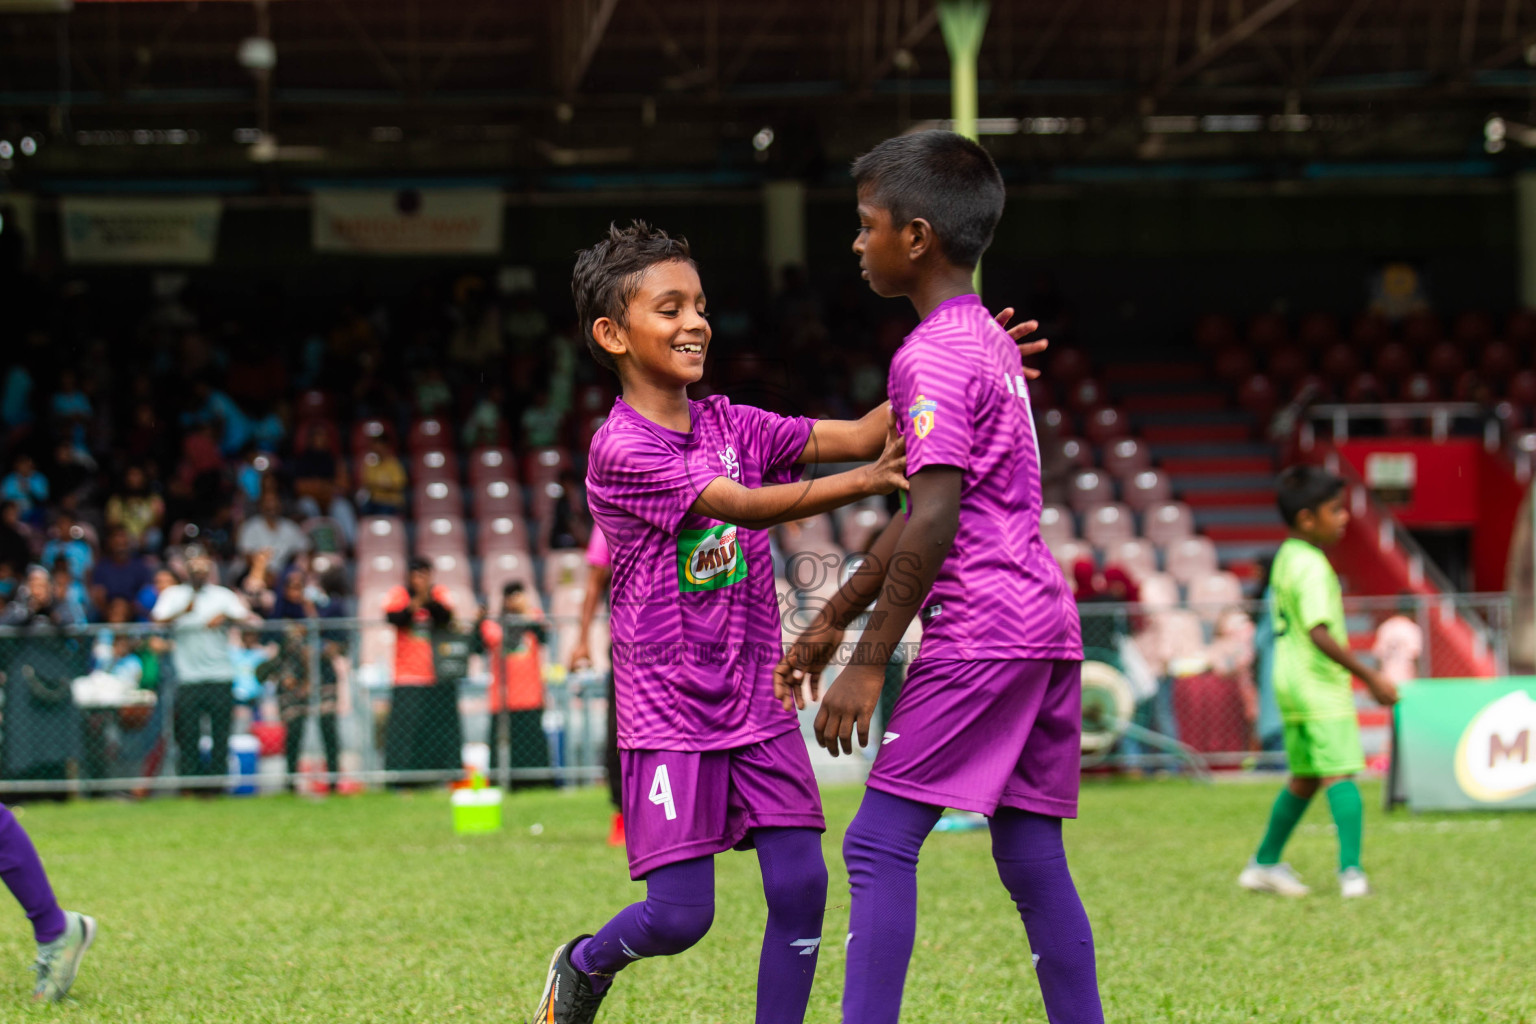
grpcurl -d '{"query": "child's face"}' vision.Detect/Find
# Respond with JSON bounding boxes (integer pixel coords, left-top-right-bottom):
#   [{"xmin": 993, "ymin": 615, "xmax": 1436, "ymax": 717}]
[
  {"xmin": 853, "ymin": 192, "xmax": 914, "ymax": 299},
  {"xmin": 503, "ymin": 591, "xmax": 527, "ymax": 615},
  {"xmin": 1297, "ymin": 493, "xmax": 1350, "ymax": 547},
  {"xmin": 598, "ymin": 260, "xmax": 710, "ymax": 387}
]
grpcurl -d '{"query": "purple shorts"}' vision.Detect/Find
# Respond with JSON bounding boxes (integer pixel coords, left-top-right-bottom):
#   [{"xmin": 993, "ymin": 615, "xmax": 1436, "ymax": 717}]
[
  {"xmin": 868, "ymin": 658, "xmax": 1082, "ymax": 819},
  {"xmin": 620, "ymin": 728, "xmax": 825, "ymax": 880}
]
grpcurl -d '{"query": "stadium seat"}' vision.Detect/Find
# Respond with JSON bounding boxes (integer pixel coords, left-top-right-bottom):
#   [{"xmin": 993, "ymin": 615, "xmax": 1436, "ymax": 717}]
[
  {"xmin": 473, "ymin": 478, "xmax": 525, "ymax": 518},
  {"xmin": 1398, "ymin": 372, "xmax": 1439, "ymax": 402},
  {"xmin": 1069, "ymin": 469, "xmax": 1114, "ymax": 511},
  {"xmin": 1426, "ymin": 341, "xmax": 1466, "ymax": 380},
  {"xmin": 482, "ymin": 551, "xmax": 539, "ymax": 608},
  {"xmin": 1137, "ymin": 572, "xmax": 1180, "ymax": 611},
  {"xmin": 1103, "ymin": 538, "xmax": 1158, "ymax": 581},
  {"xmin": 1298, "ymin": 311, "xmax": 1341, "ymax": 351},
  {"xmin": 1035, "ymin": 406, "xmax": 1067, "ymax": 442},
  {"xmin": 408, "ymin": 417, "xmax": 451, "ymax": 454},
  {"xmin": 1187, "ymin": 570, "xmax": 1244, "ymax": 618},
  {"xmin": 1084, "ymin": 407, "xmax": 1128, "ymax": 444},
  {"xmin": 412, "ymin": 449, "xmax": 457, "ymax": 484},
  {"xmin": 480, "ymin": 514, "xmax": 532, "ymax": 556},
  {"xmin": 1083, "ymin": 502, "xmax": 1135, "ymax": 549},
  {"xmin": 1452, "ymin": 310, "xmax": 1494, "ymax": 348},
  {"xmin": 1507, "ymin": 309, "xmax": 1536, "ymax": 349},
  {"xmin": 1349, "ymin": 312, "xmax": 1391, "ymax": 351},
  {"xmin": 357, "ymin": 552, "xmax": 405, "ymax": 596},
  {"xmin": 1154, "ymin": 609, "xmax": 1207, "ymax": 662},
  {"xmin": 1067, "ymin": 377, "xmax": 1105, "ymax": 413},
  {"xmin": 414, "ymin": 479, "xmax": 464, "ymax": 516},
  {"xmin": 417, "ymin": 515, "xmax": 468, "ymax": 558},
  {"xmin": 1194, "ymin": 313, "xmax": 1238, "ymax": 352},
  {"xmin": 1102, "ymin": 437, "xmax": 1151, "ymax": 479},
  {"xmin": 779, "ymin": 514, "xmax": 839, "ymax": 557},
  {"xmin": 1345, "ymin": 372, "xmax": 1385, "ymax": 403},
  {"xmin": 429, "ymin": 554, "xmax": 477, "ymax": 618},
  {"xmin": 1050, "ymin": 538, "xmax": 1094, "ymax": 574},
  {"xmin": 1402, "ymin": 310, "xmax": 1442, "ymax": 350},
  {"xmin": 543, "ymin": 548, "xmax": 589, "ymax": 598},
  {"xmin": 1266, "ymin": 346, "xmax": 1309, "ymax": 385},
  {"xmin": 1373, "ymin": 342, "xmax": 1414, "ymax": 383},
  {"xmin": 1321, "ymin": 343, "xmax": 1362, "ymax": 383},
  {"xmin": 1214, "ymin": 347, "xmax": 1255, "ymax": 383},
  {"xmin": 469, "ymin": 446, "xmax": 518, "ymax": 486},
  {"xmin": 525, "ymin": 446, "xmax": 573, "ymax": 489},
  {"xmin": 1238, "ymin": 374, "xmax": 1278, "ymax": 421},
  {"xmin": 1048, "ymin": 348, "xmax": 1092, "ymax": 387},
  {"xmin": 351, "ymin": 417, "xmax": 395, "ymax": 455},
  {"xmin": 1507, "ymin": 369, "xmax": 1536, "ymax": 406},
  {"xmin": 1247, "ymin": 312, "xmax": 1289, "ymax": 352},
  {"xmin": 358, "ymin": 516, "xmax": 406, "ymax": 559},
  {"xmin": 1143, "ymin": 501, "xmax": 1195, "ymax": 546},
  {"xmin": 839, "ymin": 498, "xmax": 890, "ymax": 554},
  {"xmin": 1480, "ymin": 341, "xmax": 1518, "ymax": 381},
  {"xmin": 1038, "ymin": 504, "xmax": 1077, "ymax": 547},
  {"xmin": 1165, "ymin": 536, "xmax": 1219, "ymax": 586},
  {"xmin": 1123, "ymin": 469, "xmax": 1172, "ymax": 512},
  {"xmin": 1047, "ymin": 437, "xmax": 1094, "ymax": 473},
  {"xmin": 296, "ymin": 389, "xmax": 335, "ymax": 424}
]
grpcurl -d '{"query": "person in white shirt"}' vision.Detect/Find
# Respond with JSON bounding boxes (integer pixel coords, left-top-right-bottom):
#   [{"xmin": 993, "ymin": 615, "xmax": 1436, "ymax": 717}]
[
  {"xmin": 151, "ymin": 552, "xmax": 257, "ymax": 789},
  {"xmin": 236, "ymin": 492, "xmax": 310, "ymax": 572}
]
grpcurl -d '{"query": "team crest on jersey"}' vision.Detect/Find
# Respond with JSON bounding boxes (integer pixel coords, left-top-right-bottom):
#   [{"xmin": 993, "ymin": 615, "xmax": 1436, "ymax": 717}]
[
  {"xmin": 676, "ymin": 523, "xmax": 749, "ymax": 592},
  {"xmin": 908, "ymin": 395, "xmax": 938, "ymax": 439}
]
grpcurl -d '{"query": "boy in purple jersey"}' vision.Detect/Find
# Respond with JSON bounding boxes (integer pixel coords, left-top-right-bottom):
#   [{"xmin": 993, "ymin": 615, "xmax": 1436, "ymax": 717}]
[
  {"xmin": 778, "ymin": 131, "xmax": 1104, "ymax": 1023},
  {"xmin": 527, "ymin": 220, "xmax": 911, "ymax": 1024}
]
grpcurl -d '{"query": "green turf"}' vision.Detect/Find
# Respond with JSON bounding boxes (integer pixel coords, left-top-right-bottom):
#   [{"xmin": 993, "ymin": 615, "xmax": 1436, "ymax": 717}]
[{"xmin": 2, "ymin": 779, "xmax": 1532, "ymax": 1023}]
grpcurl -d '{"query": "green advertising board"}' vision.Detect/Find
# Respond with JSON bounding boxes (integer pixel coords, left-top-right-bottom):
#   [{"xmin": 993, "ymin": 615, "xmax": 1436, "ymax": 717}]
[{"xmin": 1391, "ymin": 678, "xmax": 1536, "ymax": 812}]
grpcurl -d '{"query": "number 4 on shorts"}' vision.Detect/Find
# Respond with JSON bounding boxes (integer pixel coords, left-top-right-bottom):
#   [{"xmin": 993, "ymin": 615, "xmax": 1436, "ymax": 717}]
[{"xmin": 649, "ymin": 764, "xmax": 678, "ymax": 821}]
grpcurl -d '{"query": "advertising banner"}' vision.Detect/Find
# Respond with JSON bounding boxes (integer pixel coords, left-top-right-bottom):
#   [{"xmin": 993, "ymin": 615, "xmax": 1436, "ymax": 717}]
[
  {"xmin": 312, "ymin": 189, "xmax": 502, "ymax": 255},
  {"xmin": 1393, "ymin": 678, "xmax": 1536, "ymax": 811},
  {"xmin": 60, "ymin": 197, "xmax": 222, "ymax": 264}
]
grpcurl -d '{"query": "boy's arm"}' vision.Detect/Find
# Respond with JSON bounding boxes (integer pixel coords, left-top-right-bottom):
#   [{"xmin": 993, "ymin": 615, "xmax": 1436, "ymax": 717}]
[
  {"xmin": 813, "ymin": 467, "xmax": 960, "ymax": 755},
  {"xmin": 693, "ymin": 419, "xmax": 906, "ymax": 530},
  {"xmin": 1310, "ymin": 625, "xmax": 1399, "ymax": 706},
  {"xmin": 774, "ymin": 513, "xmax": 907, "ymax": 711},
  {"xmin": 568, "ymin": 563, "xmax": 613, "ymax": 670},
  {"xmin": 795, "ymin": 310, "xmax": 1050, "ymax": 465}
]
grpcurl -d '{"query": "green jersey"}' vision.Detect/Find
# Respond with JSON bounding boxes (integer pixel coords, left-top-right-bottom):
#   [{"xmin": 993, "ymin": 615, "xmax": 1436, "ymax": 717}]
[{"xmin": 1269, "ymin": 537, "xmax": 1353, "ymax": 723}]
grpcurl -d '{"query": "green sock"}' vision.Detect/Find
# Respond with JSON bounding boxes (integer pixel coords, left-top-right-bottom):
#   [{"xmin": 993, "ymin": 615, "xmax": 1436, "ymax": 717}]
[
  {"xmin": 1255, "ymin": 788, "xmax": 1312, "ymax": 865},
  {"xmin": 1327, "ymin": 779, "xmax": 1364, "ymax": 871}
]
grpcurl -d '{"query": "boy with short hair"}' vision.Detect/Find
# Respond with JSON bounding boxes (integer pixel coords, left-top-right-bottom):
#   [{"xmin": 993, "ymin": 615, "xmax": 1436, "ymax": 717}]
[
  {"xmin": 528, "ymin": 220, "xmax": 910, "ymax": 1024},
  {"xmin": 778, "ymin": 130, "xmax": 1103, "ymax": 1024},
  {"xmin": 1238, "ymin": 465, "xmax": 1398, "ymax": 899}
]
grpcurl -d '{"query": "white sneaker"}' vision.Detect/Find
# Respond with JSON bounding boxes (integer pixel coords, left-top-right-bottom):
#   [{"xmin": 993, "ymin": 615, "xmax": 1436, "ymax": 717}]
[
  {"xmin": 32, "ymin": 910, "xmax": 96, "ymax": 1002},
  {"xmin": 1237, "ymin": 861, "xmax": 1311, "ymax": 897},
  {"xmin": 1339, "ymin": 867, "xmax": 1371, "ymax": 898}
]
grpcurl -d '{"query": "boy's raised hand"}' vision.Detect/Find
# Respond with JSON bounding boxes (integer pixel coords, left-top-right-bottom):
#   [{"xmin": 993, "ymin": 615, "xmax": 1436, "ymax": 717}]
[
  {"xmin": 994, "ymin": 307, "xmax": 1048, "ymax": 379},
  {"xmin": 865, "ymin": 412, "xmax": 909, "ymax": 495},
  {"xmin": 773, "ymin": 614, "xmax": 845, "ymax": 712}
]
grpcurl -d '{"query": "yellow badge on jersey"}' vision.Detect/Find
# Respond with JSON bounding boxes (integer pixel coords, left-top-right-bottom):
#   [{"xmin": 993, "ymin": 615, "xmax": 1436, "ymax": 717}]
[{"xmin": 908, "ymin": 395, "xmax": 937, "ymax": 439}]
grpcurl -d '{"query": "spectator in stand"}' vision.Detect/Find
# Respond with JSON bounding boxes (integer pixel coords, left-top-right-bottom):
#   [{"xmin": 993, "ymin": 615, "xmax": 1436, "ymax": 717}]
[
  {"xmin": 265, "ymin": 570, "xmax": 345, "ymax": 791},
  {"xmin": 1, "ymin": 566, "xmax": 87, "ymax": 786},
  {"xmin": 479, "ymin": 582, "xmax": 549, "ymax": 787},
  {"xmin": 1, "ymin": 454, "xmax": 49, "ymax": 527},
  {"xmin": 170, "ymin": 423, "xmax": 228, "ymax": 523},
  {"xmin": 1206, "ymin": 606, "xmax": 1261, "ymax": 747},
  {"xmin": 358, "ymin": 437, "xmax": 408, "ymax": 517},
  {"xmin": 291, "ymin": 423, "xmax": 356, "ymax": 545},
  {"xmin": 182, "ymin": 378, "xmax": 252, "ymax": 458},
  {"xmin": 249, "ymin": 400, "xmax": 287, "ymax": 454},
  {"xmin": 49, "ymin": 369, "xmax": 91, "ymax": 447},
  {"xmin": 236, "ymin": 492, "xmax": 310, "ymax": 574},
  {"xmin": 414, "ymin": 366, "xmax": 453, "ymax": 416},
  {"xmin": 50, "ymin": 562, "xmax": 90, "ymax": 624},
  {"xmin": 520, "ymin": 390, "xmax": 563, "ymax": 449},
  {"xmin": 461, "ymin": 384, "xmax": 507, "ymax": 448},
  {"xmin": 137, "ymin": 568, "xmax": 180, "ymax": 626},
  {"xmin": 49, "ymin": 440, "xmax": 97, "ymax": 510},
  {"xmin": 40, "ymin": 512, "xmax": 94, "ymax": 583},
  {"xmin": 151, "ymin": 552, "xmax": 258, "ymax": 790},
  {"xmin": 3, "ymin": 566, "xmax": 83, "ymax": 627},
  {"xmin": 237, "ymin": 549, "xmax": 279, "ymax": 618},
  {"xmin": 105, "ymin": 465, "xmax": 165, "ymax": 555},
  {"xmin": 1071, "ymin": 560, "xmax": 1101, "ymax": 601},
  {"xmin": 548, "ymin": 469, "xmax": 591, "ymax": 550},
  {"xmin": 0, "ymin": 501, "xmax": 34, "ymax": 583},
  {"xmin": 1, "ymin": 360, "xmax": 33, "ymax": 440},
  {"xmin": 382, "ymin": 557, "xmax": 465, "ymax": 783},
  {"xmin": 89, "ymin": 529, "xmax": 154, "ymax": 620}
]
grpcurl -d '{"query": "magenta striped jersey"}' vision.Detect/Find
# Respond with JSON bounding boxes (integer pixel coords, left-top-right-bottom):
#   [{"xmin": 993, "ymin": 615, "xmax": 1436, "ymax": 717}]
[
  {"xmin": 889, "ymin": 293, "xmax": 1082, "ymax": 662},
  {"xmin": 586, "ymin": 395, "xmax": 814, "ymax": 751}
]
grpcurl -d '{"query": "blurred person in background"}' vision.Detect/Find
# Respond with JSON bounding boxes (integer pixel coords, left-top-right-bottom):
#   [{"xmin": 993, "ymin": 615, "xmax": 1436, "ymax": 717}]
[
  {"xmin": 479, "ymin": 582, "xmax": 549, "ymax": 789},
  {"xmin": 151, "ymin": 552, "xmax": 257, "ymax": 791},
  {"xmin": 567, "ymin": 527, "xmax": 622, "ymax": 846},
  {"xmin": 236, "ymin": 492, "xmax": 310, "ymax": 574},
  {"xmin": 88, "ymin": 528, "xmax": 153, "ymax": 620},
  {"xmin": 1, "ymin": 455, "xmax": 48, "ymax": 528},
  {"xmin": 1, "ymin": 567, "xmax": 86, "ymax": 787},
  {"xmin": 104, "ymin": 465, "xmax": 164, "ymax": 555},
  {"xmin": 357, "ymin": 436, "xmax": 407, "ymax": 517},
  {"xmin": 382, "ymin": 558, "xmax": 463, "ymax": 784},
  {"xmin": 291, "ymin": 422, "xmax": 356, "ymax": 545},
  {"xmin": 267, "ymin": 569, "xmax": 343, "ymax": 792},
  {"xmin": 39, "ymin": 512, "xmax": 93, "ymax": 584},
  {"xmin": 0, "ymin": 502, "xmax": 33, "ymax": 585}
]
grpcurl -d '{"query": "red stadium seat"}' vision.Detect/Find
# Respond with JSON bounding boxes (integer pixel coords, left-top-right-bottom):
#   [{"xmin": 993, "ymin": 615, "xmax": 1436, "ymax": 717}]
[
  {"xmin": 428, "ymin": 554, "xmax": 477, "ymax": 620},
  {"xmin": 1194, "ymin": 313, "xmax": 1237, "ymax": 353},
  {"xmin": 1298, "ymin": 312, "xmax": 1341, "ymax": 352},
  {"xmin": 414, "ymin": 479, "xmax": 464, "ymax": 516},
  {"xmin": 1038, "ymin": 504, "xmax": 1076, "ymax": 547},
  {"xmin": 1068, "ymin": 469, "xmax": 1114, "ymax": 512},
  {"xmin": 1123, "ymin": 469, "xmax": 1173, "ymax": 512},
  {"xmin": 1246, "ymin": 312, "xmax": 1289, "ymax": 352},
  {"xmin": 1102, "ymin": 438, "xmax": 1151, "ymax": 479},
  {"xmin": 1426, "ymin": 342, "xmax": 1466, "ymax": 380},
  {"xmin": 1480, "ymin": 341, "xmax": 1518, "ymax": 381},
  {"xmin": 469, "ymin": 446, "xmax": 518, "ymax": 486},
  {"xmin": 1164, "ymin": 536, "xmax": 1219, "ymax": 586},
  {"xmin": 1103, "ymin": 538, "xmax": 1158, "ymax": 582},
  {"xmin": 1083, "ymin": 502, "xmax": 1135, "ymax": 549},
  {"xmin": 1049, "ymin": 539, "xmax": 1095, "ymax": 575},
  {"xmin": 358, "ymin": 516, "xmax": 407, "ymax": 559},
  {"xmin": 1507, "ymin": 309, "xmax": 1536, "ymax": 349},
  {"xmin": 1372, "ymin": 342, "xmax": 1414, "ymax": 382},
  {"xmin": 1402, "ymin": 311, "xmax": 1442, "ymax": 350},
  {"xmin": 1187, "ymin": 570, "xmax": 1244, "ymax": 619},
  {"xmin": 1035, "ymin": 407, "xmax": 1068, "ymax": 442},
  {"xmin": 1084, "ymin": 407, "xmax": 1128, "ymax": 444},
  {"xmin": 1143, "ymin": 502, "xmax": 1195, "ymax": 546},
  {"xmin": 480, "ymin": 513, "xmax": 532, "ymax": 556},
  {"xmin": 1238, "ymin": 374, "xmax": 1278, "ymax": 421},
  {"xmin": 473, "ymin": 478, "xmax": 525, "ymax": 519},
  {"xmin": 408, "ymin": 417, "xmax": 451, "ymax": 454},
  {"xmin": 1507, "ymin": 370, "xmax": 1536, "ymax": 407},
  {"xmin": 482, "ymin": 551, "xmax": 538, "ymax": 608},
  {"xmin": 1345, "ymin": 372, "xmax": 1385, "ymax": 403},
  {"xmin": 296, "ymin": 389, "xmax": 335, "ymax": 424},
  {"xmin": 412, "ymin": 449, "xmax": 457, "ymax": 484},
  {"xmin": 1137, "ymin": 573, "xmax": 1180, "ymax": 611},
  {"xmin": 1398, "ymin": 373, "xmax": 1439, "ymax": 402},
  {"xmin": 1349, "ymin": 313, "xmax": 1391, "ymax": 351},
  {"xmin": 417, "ymin": 515, "xmax": 468, "ymax": 558},
  {"xmin": 525, "ymin": 446, "xmax": 573, "ymax": 489},
  {"xmin": 1049, "ymin": 348, "xmax": 1092, "ymax": 387},
  {"xmin": 838, "ymin": 498, "xmax": 890, "ymax": 554},
  {"xmin": 1214, "ymin": 347, "xmax": 1255, "ymax": 384},
  {"xmin": 1266, "ymin": 346, "xmax": 1309, "ymax": 385},
  {"xmin": 1067, "ymin": 377, "xmax": 1105, "ymax": 413},
  {"xmin": 1452, "ymin": 311, "xmax": 1494, "ymax": 348},
  {"xmin": 351, "ymin": 417, "xmax": 395, "ymax": 456}
]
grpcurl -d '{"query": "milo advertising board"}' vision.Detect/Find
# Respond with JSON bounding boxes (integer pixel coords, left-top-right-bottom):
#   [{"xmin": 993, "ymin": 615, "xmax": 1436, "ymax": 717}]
[{"xmin": 1393, "ymin": 679, "xmax": 1536, "ymax": 811}]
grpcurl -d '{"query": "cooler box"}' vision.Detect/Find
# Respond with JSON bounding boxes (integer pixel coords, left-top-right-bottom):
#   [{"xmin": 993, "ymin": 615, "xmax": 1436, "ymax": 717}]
[
  {"xmin": 451, "ymin": 786, "xmax": 504, "ymax": 834},
  {"xmin": 229, "ymin": 735, "xmax": 261, "ymax": 796}
]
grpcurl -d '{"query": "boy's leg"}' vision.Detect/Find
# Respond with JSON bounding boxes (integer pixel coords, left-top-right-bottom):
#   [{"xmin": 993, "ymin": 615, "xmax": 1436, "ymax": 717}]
[
  {"xmin": 842, "ymin": 788, "xmax": 943, "ymax": 1024},
  {"xmin": 752, "ymin": 827, "xmax": 827, "ymax": 1024},
  {"xmin": 1253, "ymin": 776, "xmax": 1317, "ymax": 865},
  {"xmin": 989, "ymin": 809, "xmax": 1103, "ymax": 1024},
  {"xmin": 0, "ymin": 804, "xmax": 66, "ymax": 944},
  {"xmin": 573, "ymin": 855, "xmax": 716, "ymax": 986},
  {"xmin": 1324, "ymin": 776, "xmax": 1363, "ymax": 871}
]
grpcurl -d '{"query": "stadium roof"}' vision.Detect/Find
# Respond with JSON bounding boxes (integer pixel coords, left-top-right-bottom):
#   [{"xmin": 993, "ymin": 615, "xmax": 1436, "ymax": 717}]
[{"xmin": 1, "ymin": 0, "xmax": 1534, "ymax": 184}]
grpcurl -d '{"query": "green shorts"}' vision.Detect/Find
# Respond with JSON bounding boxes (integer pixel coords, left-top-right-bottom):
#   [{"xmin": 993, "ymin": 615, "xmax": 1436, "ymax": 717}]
[{"xmin": 1282, "ymin": 715, "xmax": 1364, "ymax": 777}]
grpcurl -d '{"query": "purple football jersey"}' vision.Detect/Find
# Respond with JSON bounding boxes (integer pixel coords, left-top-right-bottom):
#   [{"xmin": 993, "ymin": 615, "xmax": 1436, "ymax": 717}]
[
  {"xmin": 888, "ymin": 293, "xmax": 1082, "ymax": 662},
  {"xmin": 587, "ymin": 395, "xmax": 814, "ymax": 751}
]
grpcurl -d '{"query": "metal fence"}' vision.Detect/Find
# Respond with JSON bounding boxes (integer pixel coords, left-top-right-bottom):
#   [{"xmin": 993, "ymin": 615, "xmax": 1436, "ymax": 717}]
[{"xmin": 0, "ymin": 592, "xmax": 1515, "ymax": 795}]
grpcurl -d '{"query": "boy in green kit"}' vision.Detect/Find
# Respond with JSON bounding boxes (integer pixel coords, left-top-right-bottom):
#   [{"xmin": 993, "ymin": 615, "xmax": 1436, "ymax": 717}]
[{"xmin": 1238, "ymin": 465, "xmax": 1399, "ymax": 899}]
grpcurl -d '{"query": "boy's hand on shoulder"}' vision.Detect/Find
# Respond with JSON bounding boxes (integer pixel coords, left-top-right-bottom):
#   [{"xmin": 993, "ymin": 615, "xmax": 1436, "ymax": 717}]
[
  {"xmin": 814, "ymin": 664, "xmax": 884, "ymax": 756},
  {"xmin": 774, "ymin": 618, "xmax": 845, "ymax": 712},
  {"xmin": 993, "ymin": 307, "xmax": 1048, "ymax": 381},
  {"xmin": 864, "ymin": 412, "xmax": 909, "ymax": 496}
]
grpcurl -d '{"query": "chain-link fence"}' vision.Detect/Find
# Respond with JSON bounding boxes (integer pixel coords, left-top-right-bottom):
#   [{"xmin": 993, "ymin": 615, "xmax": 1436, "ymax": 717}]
[{"xmin": 0, "ymin": 592, "xmax": 1514, "ymax": 795}]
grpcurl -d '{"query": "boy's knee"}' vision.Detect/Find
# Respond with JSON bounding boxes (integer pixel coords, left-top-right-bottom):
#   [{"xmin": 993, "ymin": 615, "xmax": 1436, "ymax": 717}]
[
  {"xmin": 641, "ymin": 898, "xmax": 714, "ymax": 954},
  {"xmin": 764, "ymin": 857, "xmax": 828, "ymax": 918}
]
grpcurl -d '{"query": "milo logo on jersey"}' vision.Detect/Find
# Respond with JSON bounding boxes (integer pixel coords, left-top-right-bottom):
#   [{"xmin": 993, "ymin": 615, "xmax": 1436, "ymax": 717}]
[{"xmin": 677, "ymin": 523, "xmax": 749, "ymax": 592}]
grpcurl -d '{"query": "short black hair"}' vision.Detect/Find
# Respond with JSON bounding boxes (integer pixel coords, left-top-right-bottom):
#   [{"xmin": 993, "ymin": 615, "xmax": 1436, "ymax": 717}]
[
  {"xmin": 1276, "ymin": 465, "xmax": 1345, "ymax": 527},
  {"xmin": 571, "ymin": 220, "xmax": 695, "ymax": 373},
  {"xmin": 408, "ymin": 556, "xmax": 433, "ymax": 574},
  {"xmin": 503, "ymin": 581, "xmax": 525, "ymax": 598},
  {"xmin": 851, "ymin": 130, "xmax": 1005, "ymax": 268}
]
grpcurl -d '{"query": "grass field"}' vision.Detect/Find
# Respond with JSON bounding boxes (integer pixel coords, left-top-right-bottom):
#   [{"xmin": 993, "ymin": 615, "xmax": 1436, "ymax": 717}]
[{"xmin": 2, "ymin": 779, "xmax": 1532, "ymax": 1023}]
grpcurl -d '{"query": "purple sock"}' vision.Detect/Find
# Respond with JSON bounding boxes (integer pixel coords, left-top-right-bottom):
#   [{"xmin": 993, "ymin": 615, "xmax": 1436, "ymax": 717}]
[
  {"xmin": 573, "ymin": 856, "xmax": 714, "ymax": 993},
  {"xmin": 990, "ymin": 808, "xmax": 1103, "ymax": 1024},
  {"xmin": 0, "ymin": 805, "xmax": 66, "ymax": 944},
  {"xmin": 752, "ymin": 827, "xmax": 827, "ymax": 1024},
  {"xmin": 842, "ymin": 788, "xmax": 943, "ymax": 1024}
]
